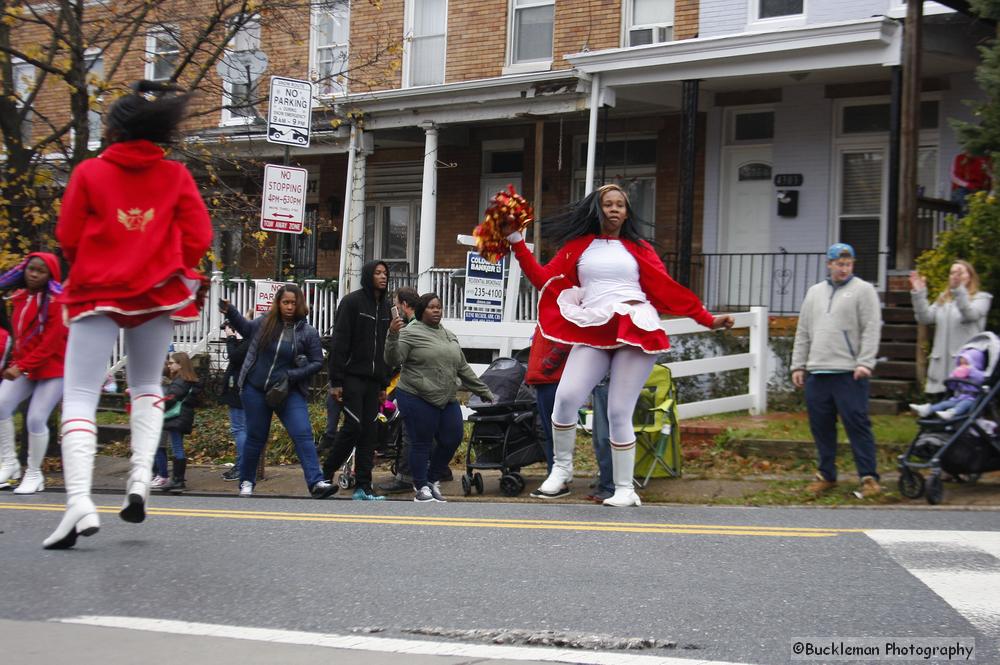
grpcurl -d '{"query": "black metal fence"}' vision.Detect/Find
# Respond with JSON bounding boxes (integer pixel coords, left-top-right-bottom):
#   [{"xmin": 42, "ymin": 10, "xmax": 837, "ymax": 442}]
[{"xmin": 915, "ymin": 196, "xmax": 961, "ymax": 257}]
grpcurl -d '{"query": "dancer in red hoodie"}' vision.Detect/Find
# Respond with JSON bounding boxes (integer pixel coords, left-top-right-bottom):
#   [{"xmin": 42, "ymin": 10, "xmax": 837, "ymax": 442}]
[
  {"xmin": 43, "ymin": 81, "xmax": 212, "ymax": 549},
  {"xmin": 0, "ymin": 252, "xmax": 67, "ymax": 493}
]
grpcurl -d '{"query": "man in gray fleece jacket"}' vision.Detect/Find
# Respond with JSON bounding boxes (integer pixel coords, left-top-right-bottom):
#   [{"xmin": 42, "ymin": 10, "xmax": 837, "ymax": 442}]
[{"xmin": 791, "ymin": 243, "xmax": 883, "ymax": 498}]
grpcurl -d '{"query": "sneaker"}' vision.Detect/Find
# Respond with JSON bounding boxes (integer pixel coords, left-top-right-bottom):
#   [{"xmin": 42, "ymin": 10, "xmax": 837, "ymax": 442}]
[
  {"xmin": 161, "ymin": 477, "xmax": 185, "ymax": 493},
  {"xmin": 310, "ymin": 480, "xmax": 338, "ymax": 499},
  {"xmin": 150, "ymin": 475, "xmax": 168, "ymax": 489},
  {"xmin": 586, "ymin": 488, "xmax": 614, "ymax": 503},
  {"xmin": 937, "ymin": 409, "xmax": 957, "ymax": 421},
  {"xmin": 806, "ymin": 473, "xmax": 837, "ymax": 495},
  {"xmin": 376, "ymin": 477, "xmax": 414, "ymax": 494},
  {"xmin": 239, "ymin": 480, "xmax": 253, "ymax": 497},
  {"xmin": 221, "ymin": 467, "xmax": 240, "ymax": 481},
  {"xmin": 413, "ymin": 485, "xmax": 436, "ymax": 502},
  {"xmin": 859, "ymin": 475, "xmax": 882, "ymax": 498},
  {"xmin": 428, "ymin": 481, "xmax": 447, "ymax": 502},
  {"xmin": 909, "ymin": 403, "xmax": 932, "ymax": 418},
  {"xmin": 352, "ymin": 487, "xmax": 385, "ymax": 501}
]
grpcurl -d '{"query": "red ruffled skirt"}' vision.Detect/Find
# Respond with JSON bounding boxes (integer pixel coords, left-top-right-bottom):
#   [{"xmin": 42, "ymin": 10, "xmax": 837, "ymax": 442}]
[
  {"xmin": 64, "ymin": 271, "xmax": 204, "ymax": 328},
  {"xmin": 536, "ymin": 276, "xmax": 670, "ymax": 354}
]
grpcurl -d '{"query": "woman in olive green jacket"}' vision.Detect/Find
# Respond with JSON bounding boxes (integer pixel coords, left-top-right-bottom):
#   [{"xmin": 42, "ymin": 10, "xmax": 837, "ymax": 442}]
[{"xmin": 385, "ymin": 293, "xmax": 494, "ymax": 502}]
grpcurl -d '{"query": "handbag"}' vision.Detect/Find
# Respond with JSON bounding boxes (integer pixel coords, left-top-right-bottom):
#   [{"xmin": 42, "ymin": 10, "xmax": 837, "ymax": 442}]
[
  {"xmin": 163, "ymin": 397, "xmax": 184, "ymax": 420},
  {"xmin": 265, "ymin": 375, "xmax": 290, "ymax": 408}
]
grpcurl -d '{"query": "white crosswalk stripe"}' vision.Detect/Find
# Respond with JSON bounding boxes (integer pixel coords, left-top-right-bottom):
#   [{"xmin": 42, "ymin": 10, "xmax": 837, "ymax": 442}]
[{"xmin": 866, "ymin": 530, "xmax": 1000, "ymax": 637}]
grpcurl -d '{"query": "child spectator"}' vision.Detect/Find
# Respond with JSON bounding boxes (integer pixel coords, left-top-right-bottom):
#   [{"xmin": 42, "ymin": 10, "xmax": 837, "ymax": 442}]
[{"xmin": 910, "ymin": 348, "xmax": 987, "ymax": 420}]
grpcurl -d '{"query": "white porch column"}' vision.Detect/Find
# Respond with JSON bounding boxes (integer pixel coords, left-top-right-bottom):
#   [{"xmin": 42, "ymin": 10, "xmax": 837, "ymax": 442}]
[
  {"xmin": 337, "ymin": 125, "xmax": 358, "ymax": 302},
  {"xmin": 338, "ymin": 125, "xmax": 367, "ymax": 298},
  {"xmin": 584, "ymin": 73, "xmax": 600, "ymax": 195},
  {"xmin": 417, "ymin": 122, "xmax": 438, "ymax": 294}
]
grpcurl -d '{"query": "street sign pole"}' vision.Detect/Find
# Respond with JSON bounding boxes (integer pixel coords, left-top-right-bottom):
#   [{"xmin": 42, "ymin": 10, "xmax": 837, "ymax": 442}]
[{"xmin": 275, "ymin": 144, "xmax": 291, "ymax": 280}]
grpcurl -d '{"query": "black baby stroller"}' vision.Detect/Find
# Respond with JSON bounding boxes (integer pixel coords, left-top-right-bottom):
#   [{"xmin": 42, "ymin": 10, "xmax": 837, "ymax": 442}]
[
  {"xmin": 898, "ymin": 331, "xmax": 1000, "ymax": 504},
  {"xmin": 463, "ymin": 357, "xmax": 547, "ymax": 497}
]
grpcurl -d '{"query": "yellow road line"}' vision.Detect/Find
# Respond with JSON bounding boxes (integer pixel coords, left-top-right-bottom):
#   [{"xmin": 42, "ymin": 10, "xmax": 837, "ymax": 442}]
[{"xmin": 0, "ymin": 502, "xmax": 857, "ymax": 538}]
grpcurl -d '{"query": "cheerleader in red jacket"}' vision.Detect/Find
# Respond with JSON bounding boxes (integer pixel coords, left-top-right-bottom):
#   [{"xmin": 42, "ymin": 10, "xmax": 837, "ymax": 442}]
[
  {"xmin": 0, "ymin": 253, "xmax": 67, "ymax": 493},
  {"xmin": 507, "ymin": 184, "xmax": 733, "ymax": 506},
  {"xmin": 44, "ymin": 81, "xmax": 212, "ymax": 549}
]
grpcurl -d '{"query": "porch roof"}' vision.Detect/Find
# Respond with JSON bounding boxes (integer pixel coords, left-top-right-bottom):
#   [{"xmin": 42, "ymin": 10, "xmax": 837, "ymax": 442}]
[
  {"xmin": 328, "ymin": 71, "xmax": 590, "ymax": 130},
  {"xmin": 565, "ymin": 17, "xmax": 902, "ymax": 93}
]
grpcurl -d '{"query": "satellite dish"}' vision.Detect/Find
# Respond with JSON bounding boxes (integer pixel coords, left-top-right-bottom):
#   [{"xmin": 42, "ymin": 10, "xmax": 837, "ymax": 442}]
[{"xmin": 216, "ymin": 49, "xmax": 268, "ymax": 83}]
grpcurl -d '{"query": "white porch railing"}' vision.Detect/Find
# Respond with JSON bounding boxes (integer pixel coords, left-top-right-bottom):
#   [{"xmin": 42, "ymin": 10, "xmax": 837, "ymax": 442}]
[
  {"xmin": 107, "ymin": 272, "xmax": 339, "ymax": 372},
  {"xmin": 459, "ymin": 306, "xmax": 769, "ymax": 418}
]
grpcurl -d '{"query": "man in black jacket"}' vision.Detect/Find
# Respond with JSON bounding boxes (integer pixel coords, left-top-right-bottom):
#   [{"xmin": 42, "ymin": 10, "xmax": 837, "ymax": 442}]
[{"xmin": 323, "ymin": 260, "xmax": 392, "ymax": 499}]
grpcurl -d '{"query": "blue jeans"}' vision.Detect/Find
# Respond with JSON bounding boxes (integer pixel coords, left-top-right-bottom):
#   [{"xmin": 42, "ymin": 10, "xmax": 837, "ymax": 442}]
[
  {"xmin": 805, "ymin": 373, "xmax": 879, "ymax": 481},
  {"xmin": 395, "ymin": 389, "xmax": 464, "ymax": 489},
  {"xmin": 240, "ymin": 385, "xmax": 324, "ymax": 490},
  {"xmin": 534, "ymin": 382, "xmax": 557, "ymax": 473},
  {"xmin": 929, "ymin": 397, "xmax": 975, "ymax": 418},
  {"xmin": 229, "ymin": 407, "xmax": 247, "ymax": 470},
  {"xmin": 154, "ymin": 430, "xmax": 185, "ymax": 477},
  {"xmin": 324, "ymin": 392, "xmax": 341, "ymax": 442},
  {"xmin": 590, "ymin": 381, "xmax": 614, "ymax": 494}
]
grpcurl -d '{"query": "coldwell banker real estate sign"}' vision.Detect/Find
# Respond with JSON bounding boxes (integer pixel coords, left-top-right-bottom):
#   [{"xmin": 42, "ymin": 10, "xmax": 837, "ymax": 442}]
[{"xmin": 463, "ymin": 252, "xmax": 504, "ymax": 322}]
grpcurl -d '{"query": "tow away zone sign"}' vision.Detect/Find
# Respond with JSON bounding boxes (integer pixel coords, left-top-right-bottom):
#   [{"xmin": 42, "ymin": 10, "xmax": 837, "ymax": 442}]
[{"xmin": 261, "ymin": 164, "xmax": 307, "ymax": 234}]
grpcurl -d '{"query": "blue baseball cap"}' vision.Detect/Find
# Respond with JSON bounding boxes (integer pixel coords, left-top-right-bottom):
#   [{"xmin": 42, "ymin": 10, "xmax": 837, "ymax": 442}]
[{"xmin": 826, "ymin": 243, "xmax": 855, "ymax": 260}]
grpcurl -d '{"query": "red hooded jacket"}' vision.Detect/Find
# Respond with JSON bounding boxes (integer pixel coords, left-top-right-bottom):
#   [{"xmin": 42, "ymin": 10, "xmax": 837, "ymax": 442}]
[
  {"xmin": 8, "ymin": 252, "xmax": 67, "ymax": 380},
  {"xmin": 57, "ymin": 140, "xmax": 212, "ymax": 306}
]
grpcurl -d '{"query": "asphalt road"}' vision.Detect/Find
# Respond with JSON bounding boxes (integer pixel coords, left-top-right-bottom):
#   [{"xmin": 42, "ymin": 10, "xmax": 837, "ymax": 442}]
[{"xmin": 1, "ymin": 493, "xmax": 997, "ymax": 664}]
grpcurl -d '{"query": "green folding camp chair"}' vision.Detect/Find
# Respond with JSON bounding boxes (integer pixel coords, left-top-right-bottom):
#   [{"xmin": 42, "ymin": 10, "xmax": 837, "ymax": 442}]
[{"xmin": 632, "ymin": 363, "xmax": 681, "ymax": 487}]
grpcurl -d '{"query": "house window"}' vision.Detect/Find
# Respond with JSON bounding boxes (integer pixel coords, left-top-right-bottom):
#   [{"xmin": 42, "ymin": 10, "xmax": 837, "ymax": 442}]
[
  {"xmin": 757, "ymin": 0, "xmax": 804, "ymax": 19},
  {"xmin": 406, "ymin": 0, "xmax": 447, "ymax": 87},
  {"xmin": 729, "ymin": 110, "xmax": 775, "ymax": 143},
  {"xmin": 85, "ymin": 51, "xmax": 104, "ymax": 148},
  {"xmin": 221, "ymin": 15, "xmax": 262, "ymax": 124},
  {"xmin": 313, "ymin": 1, "xmax": 349, "ymax": 96},
  {"xmin": 841, "ymin": 101, "xmax": 939, "ymax": 135},
  {"xmin": 574, "ymin": 136, "xmax": 657, "ymax": 239},
  {"xmin": 12, "ymin": 61, "xmax": 36, "ymax": 142},
  {"xmin": 364, "ymin": 202, "xmax": 420, "ymax": 276},
  {"xmin": 626, "ymin": 0, "xmax": 673, "ymax": 47},
  {"xmin": 511, "ymin": 0, "xmax": 553, "ymax": 65},
  {"xmin": 146, "ymin": 27, "xmax": 180, "ymax": 81}
]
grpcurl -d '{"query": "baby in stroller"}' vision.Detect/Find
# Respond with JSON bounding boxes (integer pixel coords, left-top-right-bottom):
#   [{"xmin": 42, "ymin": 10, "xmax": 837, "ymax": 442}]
[{"xmin": 910, "ymin": 347, "xmax": 987, "ymax": 420}]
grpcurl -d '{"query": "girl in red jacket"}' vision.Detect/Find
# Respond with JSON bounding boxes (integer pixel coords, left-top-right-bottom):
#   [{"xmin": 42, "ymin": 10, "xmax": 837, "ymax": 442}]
[
  {"xmin": 507, "ymin": 184, "xmax": 733, "ymax": 507},
  {"xmin": 43, "ymin": 81, "xmax": 212, "ymax": 549},
  {"xmin": 0, "ymin": 252, "xmax": 67, "ymax": 493}
]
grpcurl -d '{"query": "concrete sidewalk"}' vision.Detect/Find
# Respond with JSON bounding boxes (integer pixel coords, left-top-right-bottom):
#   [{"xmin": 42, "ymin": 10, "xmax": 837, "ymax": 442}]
[{"xmin": 18, "ymin": 454, "xmax": 1000, "ymax": 507}]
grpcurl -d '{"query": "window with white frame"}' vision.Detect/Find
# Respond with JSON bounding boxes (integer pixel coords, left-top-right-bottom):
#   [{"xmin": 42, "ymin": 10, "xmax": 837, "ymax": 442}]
[
  {"xmin": 406, "ymin": 0, "xmax": 447, "ymax": 86},
  {"xmin": 146, "ymin": 27, "xmax": 180, "ymax": 81},
  {"xmin": 12, "ymin": 61, "xmax": 36, "ymax": 142},
  {"xmin": 85, "ymin": 51, "xmax": 104, "ymax": 148},
  {"xmin": 221, "ymin": 14, "xmax": 262, "ymax": 123},
  {"xmin": 755, "ymin": 0, "xmax": 804, "ymax": 20},
  {"xmin": 313, "ymin": 1, "xmax": 349, "ymax": 96},
  {"xmin": 510, "ymin": 0, "xmax": 553, "ymax": 66},
  {"xmin": 726, "ymin": 109, "xmax": 775, "ymax": 144},
  {"xmin": 626, "ymin": 0, "xmax": 673, "ymax": 47},
  {"xmin": 573, "ymin": 135, "xmax": 657, "ymax": 239}
]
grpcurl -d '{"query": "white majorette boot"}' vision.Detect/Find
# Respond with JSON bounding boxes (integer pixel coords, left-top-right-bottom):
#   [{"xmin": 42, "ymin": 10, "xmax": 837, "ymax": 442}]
[
  {"xmin": 43, "ymin": 420, "xmax": 100, "ymax": 549},
  {"xmin": 0, "ymin": 417, "xmax": 23, "ymax": 487},
  {"xmin": 531, "ymin": 421, "xmax": 575, "ymax": 499},
  {"xmin": 13, "ymin": 431, "xmax": 48, "ymax": 494},
  {"xmin": 603, "ymin": 440, "xmax": 642, "ymax": 507},
  {"xmin": 119, "ymin": 393, "xmax": 163, "ymax": 523}
]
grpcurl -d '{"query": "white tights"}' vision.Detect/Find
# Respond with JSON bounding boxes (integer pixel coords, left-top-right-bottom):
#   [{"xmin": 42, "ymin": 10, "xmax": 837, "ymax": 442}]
[
  {"xmin": 551, "ymin": 345, "xmax": 657, "ymax": 443},
  {"xmin": 0, "ymin": 375, "xmax": 63, "ymax": 434},
  {"xmin": 63, "ymin": 315, "xmax": 174, "ymax": 425}
]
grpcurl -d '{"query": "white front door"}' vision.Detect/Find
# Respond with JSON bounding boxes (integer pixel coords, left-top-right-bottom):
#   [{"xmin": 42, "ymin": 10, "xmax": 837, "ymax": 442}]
[{"xmin": 718, "ymin": 146, "xmax": 773, "ymax": 309}]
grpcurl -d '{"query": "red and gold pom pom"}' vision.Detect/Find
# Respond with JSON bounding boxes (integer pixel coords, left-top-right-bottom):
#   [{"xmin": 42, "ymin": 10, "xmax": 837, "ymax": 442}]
[{"xmin": 472, "ymin": 184, "xmax": 535, "ymax": 263}]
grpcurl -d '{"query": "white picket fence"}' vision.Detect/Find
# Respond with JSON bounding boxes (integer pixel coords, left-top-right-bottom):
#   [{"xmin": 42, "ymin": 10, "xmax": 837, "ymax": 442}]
[{"xmin": 456, "ymin": 307, "xmax": 769, "ymax": 418}]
